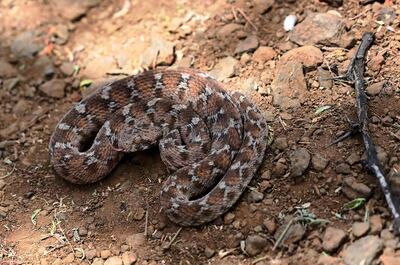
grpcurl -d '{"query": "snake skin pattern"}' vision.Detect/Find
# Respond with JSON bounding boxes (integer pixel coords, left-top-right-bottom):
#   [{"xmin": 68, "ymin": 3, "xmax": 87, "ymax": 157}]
[{"xmin": 49, "ymin": 69, "xmax": 268, "ymax": 226}]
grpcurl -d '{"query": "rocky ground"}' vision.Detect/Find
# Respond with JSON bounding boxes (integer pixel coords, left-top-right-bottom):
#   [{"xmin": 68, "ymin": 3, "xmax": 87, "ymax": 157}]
[{"xmin": 0, "ymin": 0, "xmax": 400, "ymax": 264}]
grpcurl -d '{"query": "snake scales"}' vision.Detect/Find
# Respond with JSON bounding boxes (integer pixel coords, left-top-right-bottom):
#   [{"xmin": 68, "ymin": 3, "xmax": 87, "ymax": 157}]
[{"xmin": 49, "ymin": 68, "xmax": 268, "ymax": 226}]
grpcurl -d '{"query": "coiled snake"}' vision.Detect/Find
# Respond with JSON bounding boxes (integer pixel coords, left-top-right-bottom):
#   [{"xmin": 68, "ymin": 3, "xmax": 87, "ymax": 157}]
[{"xmin": 49, "ymin": 69, "xmax": 268, "ymax": 226}]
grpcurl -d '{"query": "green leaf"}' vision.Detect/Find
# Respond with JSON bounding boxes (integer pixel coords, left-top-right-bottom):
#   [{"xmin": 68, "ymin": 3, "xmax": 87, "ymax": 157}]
[
  {"xmin": 31, "ymin": 209, "xmax": 41, "ymax": 226},
  {"xmin": 315, "ymin": 105, "xmax": 332, "ymax": 115},
  {"xmin": 80, "ymin": 79, "xmax": 93, "ymax": 88},
  {"xmin": 343, "ymin": 198, "xmax": 366, "ymax": 210},
  {"xmin": 73, "ymin": 65, "xmax": 80, "ymax": 76}
]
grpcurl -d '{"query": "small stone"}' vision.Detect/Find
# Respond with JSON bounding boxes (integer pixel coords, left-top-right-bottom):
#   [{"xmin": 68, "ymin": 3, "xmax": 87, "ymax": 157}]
[
  {"xmin": 278, "ymin": 46, "xmax": 323, "ymax": 71},
  {"xmin": 208, "ymin": 56, "xmax": 239, "ymax": 81},
  {"xmin": 34, "ymin": 56, "xmax": 55, "ymax": 78},
  {"xmin": 85, "ymin": 249, "xmax": 97, "ymax": 260},
  {"xmin": 100, "ymin": 250, "xmax": 112, "ymax": 259},
  {"xmin": 369, "ymin": 215, "xmax": 383, "ymax": 235},
  {"xmin": 104, "ymin": 256, "xmax": 123, "ymax": 265},
  {"xmin": 240, "ymin": 53, "xmax": 251, "ymax": 65},
  {"xmin": 274, "ymin": 137, "xmax": 288, "ymax": 151},
  {"xmin": 366, "ymin": 81, "xmax": 385, "ymax": 96},
  {"xmin": 252, "ymin": 46, "xmax": 276, "ymax": 63},
  {"xmin": 60, "ymin": 62, "xmax": 75, "ymax": 76},
  {"xmin": 322, "ymin": 227, "xmax": 347, "ymax": 253},
  {"xmin": 62, "ymin": 253, "xmax": 75, "ymax": 263},
  {"xmin": 92, "ymin": 258, "xmax": 105, "ymax": 265},
  {"xmin": 52, "ymin": 258, "xmax": 62, "ymax": 265},
  {"xmin": 346, "ymin": 152, "xmax": 360, "ymax": 165},
  {"xmin": 263, "ymin": 218, "xmax": 277, "ymax": 234},
  {"xmin": 84, "ymin": 55, "xmax": 115, "ymax": 78},
  {"xmin": 376, "ymin": 146, "xmax": 389, "ymax": 167},
  {"xmin": 312, "ymin": 154, "xmax": 329, "ymax": 172},
  {"xmin": 234, "ymin": 35, "xmax": 259, "ymax": 55},
  {"xmin": 39, "ymin": 79, "xmax": 66, "ymax": 98},
  {"xmin": 284, "ymin": 223, "xmax": 306, "ymax": 244},
  {"xmin": 224, "ymin": 212, "xmax": 235, "ymax": 224},
  {"xmin": 245, "ymin": 235, "xmax": 268, "ymax": 256},
  {"xmin": 289, "ymin": 12, "xmax": 352, "ymax": 48},
  {"xmin": 317, "ymin": 255, "xmax": 342, "ymax": 265},
  {"xmin": 204, "ymin": 247, "xmax": 215, "ymax": 258},
  {"xmin": 0, "ymin": 59, "xmax": 17, "ymax": 78},
  {"xmin": 78, "ymin": 227, "xmax": 88, "ymax": 236},
  {"xmin": 352, "ymin": 222, "xmax": 370, "ymax": 238},
  {"xmin": 343, "ymin": 236, "xmax": 384, "ymax": 265},
  {"xmin": 317, "ymin": 67, "xmax": 333, "ymax": 89},
  {"xmin": 335, "ymin": 163, "xmax": 351, "ymax": 174},
  {"xmin": 11, "ymin": 31, "xmax": 42, "ymax": 58},
  {"xmin": 247, "ymin": 190, "xmax": 264, "ymax": 203},
  {"xmin": 141, "ymin": 37, "xmax": 175, "ymax": 67},
  {"xmin": 121, "ymin": 251, "xmax": 137, "ymax": 265},
  {"xmin": 125, "ymin": 233, "xmax": 145, "ymax": 249},
  {"xmin": 133, "ymin": 207, "xmax": 145, "ymax": 220},
  {"xmin": 380, "ymin": 229, "xmax": 394, "ymax": 241},
  {"xmin": 252, "ymin": 0, "xmax": 274, "ymax": 14},
  {"xmin": 380, "ymin": 253, "xmax": 400, "ymax": 265},
  {"xmin": 13, "ymin": 99, "xmax": 30, "ymax": 117},
  {"xmin": 342, "ymin": 177, "xmax": 372, "ymax": 199},
  {"xmin": 217, "ymin": 23, "xmax": 242, "ymax": 37},
  {"xmin": 290, "ymin": 148, "xmax": 311, "ymax": 177}
]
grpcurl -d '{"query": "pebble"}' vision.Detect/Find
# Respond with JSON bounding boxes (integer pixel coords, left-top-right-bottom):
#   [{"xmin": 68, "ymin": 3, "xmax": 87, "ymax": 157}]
[
  {"xmin": 342, "ymin": 177, "xmax": 371, "ymax": 199},
  {"xmin": 101, "ymin": 250, "xmax": 112, "ymax": 259},
  {"xmin": 208, "ymin": 56, "xmax": 239, "ymax": 81},
  {"xmin": 274, "ymin": 137, "xmax": 288, "ymax": 150},
  {"xmin": 311, "ymin": 154, "xmax": 329, "ymax": 172},
  {"xmin": 85, "ymin": 249, "xmax": 97, "ymax": 260},
  {"xmin": 125, "ymin": 233, "xmax": 145, "ymax": 249},
  {"xmin": 13, "ymin": 99, "xmax": 30, "ymax": 116},
  {"xmin": 369, "ymin": 215, "xmax": 383, "ymax": 235},
  {"xmin": 84, "ymin": 55, "xmax": 115, "ymax": 78},
  {"xmin": 380, "ymin": 253, "xmax": 400, "ymax": 265},
  {"xmin": 289, "ymin": 12, "xmax": 352, "ymax": 48},
  {"xmin": 92, "ymin": 258, "xmax": 105, "ymax": 265},
  {"xmin": 247, "ymin": 189, "xmax": 264, "ymax": 203},
  {"xmin": 271, "ymin": 62, "xmax": 305, "ymax": 109},
  {"xmin": 204, "ymin": 247, "xmax": 215, "ymax": 258},
  {"xmin": 39, "ymin": 79, "xmax": 66, "ymax": 98},
  {"xmin": 278, "ymin": 46, "xmax": 323, "ymax": 71},
  {"xmin": 62, "ymin": 253, "xmax": 75, "ymax": 263},
  {"xmin": 252, "ymin": 46, "xmax": 276, "ymax": 63},
  {"xmin": 224, "ymin": 212, "xmax": 235, "ymax": 224},
  {"xmin": 60, "ymin": 62, "xmax": 75, "ymax": 76},
  {"xmin": 217, "ymin": 23, "xmax": 242, "ymax": 37},
  {"xmin": 352, "ymin": 222, "xmax": 370, "ymax": 238},
  {"xmin": 244, "ymin": 234, "xmax": 268, "ymax": 256},
  {"xmin": 121, "ymin": 251, "xmax": 137, "ymax": 265},
  {"xmin": 234, "ymin": 35, "xmax": 259, "ymax": 55},
  {"xmin": 34, "ymin": 56, "xmax": 55, "ymax": 78},
  {"xmin": 141, "ymin": 37, "xmax": 175, "ymax": 67},
  {"xmin": 317, "ymin": 67, "xmax": 333, "ymax": 89},
  {"xmin": 335, "ymin": 163, "xmax": 351, "ymax": 174},
  {"xmin": 317, "ymin": 255, "xmax": 342, "ymax": 265},
  {"xmin": 343, "ymin": 236, "xmax": 384, "ymax": 265},
  {"xmin": 263, "ymin": 218, "xmax": 277, "ymax": 234},
  {"xmin": 289, "ymin": 148, "xmax": 311, "ymax": 178},
  {"xmin": 11, "ymin": 31, "xmax": 42, "ymax": 58},
  {"xmin": 52, "ymin": 24, "xmax": 69, "ymax": 45},
  {"xmin": 322, "ymin": 227, "xmax": 347, "ymax": 253},
  {"xmin": 78, "ymin": 226, "xmax": 88, "ymax": 236},
  {"xmin": 104, "ymin": 256, "xmax": 122, "ymax": 265},
  {"xmin": 240, "ymin": 53, "xmax": 251, "ymax": 65},
  {"xmin": 346, "ymin": 152, "xmax": 360, "ymax": 165},
  {"xmin": 366, "ymin": 81, "xmax": 385, "ymax": 96},
  {"xmin": 252, "ymin": 0, "xmax": 274, "ymax": 14},
  {"xmin": 52, "ymin": 0, "xmax": 99, "ymax": 21},
  {"xmin": 0, "ymin": 59, "xmax": 17, "ymax": 78}
]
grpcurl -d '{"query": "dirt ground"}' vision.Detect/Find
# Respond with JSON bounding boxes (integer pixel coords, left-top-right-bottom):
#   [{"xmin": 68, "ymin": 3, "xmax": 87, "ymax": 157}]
[{"xmin": 0, "ymin": 0, "xmax": 400, "ymax": 264}]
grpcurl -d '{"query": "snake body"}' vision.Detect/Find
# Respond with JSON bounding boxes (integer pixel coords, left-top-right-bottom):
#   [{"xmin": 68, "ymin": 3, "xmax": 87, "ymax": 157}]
[{"xmin": 49, "ymin": 69, "xmax": 268, "ymax": 226}]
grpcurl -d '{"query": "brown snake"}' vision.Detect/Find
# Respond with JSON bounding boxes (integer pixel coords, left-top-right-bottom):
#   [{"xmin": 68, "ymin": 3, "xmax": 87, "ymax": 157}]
[{"xmin": 49, "ymin": 68, "xmax": 268, "ymax": 226}]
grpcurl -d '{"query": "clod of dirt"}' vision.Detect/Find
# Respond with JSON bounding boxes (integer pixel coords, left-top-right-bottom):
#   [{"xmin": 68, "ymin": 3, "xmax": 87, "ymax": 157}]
[
  {"xmin": 369, "ymin": 215, "xmax": 384, "ymax": 235},
  {"xmin": 121, "ymin": 251, "xmax": 137, "ymax": 265},
  {"xmin": 39, "ymin": 79, "xmax": 66, "ymax": 99},
  {"xmin": 11, "ymin": 31, "xmax": 42, "ymax": 58},
  {"xmin": 104, "ymin": 256, "xmax": 123, "ymax": 265},
  {"xmin": 0, "ymin": 59, "xmax": 18, "ymax": 78},
  {"xmin": 343, "ymin": 236, "xmax": 384, "ymax": 265},
  {"xmin": 141, "ymin": 37, "xmax": 175, "ymax": 68},
  {"xmin": 252, "ymin": 0, "xmax": 275, "ymax": 14}
]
